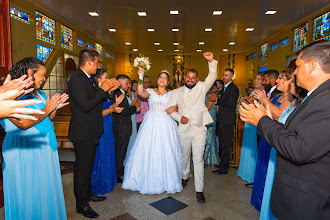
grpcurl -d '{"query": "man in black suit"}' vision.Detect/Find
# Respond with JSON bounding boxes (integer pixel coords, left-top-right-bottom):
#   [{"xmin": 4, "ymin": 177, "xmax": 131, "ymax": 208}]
[
  {"xmin": 263, "ymin": 69, "xmax": 281, "ymax": 100},
  {"xmin": 112, "ymin": 74, "xmax": 137, "ymax": 183},
  {"xmin": 68, "ymin": 49, "xmax": 117, "ymax": 218},
  {"xmin": 209, "ymin": 69, "xmax": 239, "ymax": 174},
  {"xmin": 239, "ymin": 40, "xmax": 330, "ymax": 219}
]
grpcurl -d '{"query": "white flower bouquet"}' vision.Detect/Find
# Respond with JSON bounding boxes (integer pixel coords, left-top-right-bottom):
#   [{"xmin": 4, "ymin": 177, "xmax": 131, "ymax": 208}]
[{"xmin": 134, "ymin": 55, "xmax": 151, "ymax": 84}]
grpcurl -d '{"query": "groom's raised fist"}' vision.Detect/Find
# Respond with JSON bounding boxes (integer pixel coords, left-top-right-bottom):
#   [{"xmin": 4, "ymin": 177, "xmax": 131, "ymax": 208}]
[{"xmin": 203, "ymin": 52, "xmax": 214, "ymax": 63}]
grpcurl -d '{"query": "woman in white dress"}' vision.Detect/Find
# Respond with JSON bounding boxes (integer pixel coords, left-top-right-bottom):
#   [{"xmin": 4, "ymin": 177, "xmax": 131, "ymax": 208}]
[{"xmin": 122, "ymin": 68, "xmax": 182, "ymax": 194}]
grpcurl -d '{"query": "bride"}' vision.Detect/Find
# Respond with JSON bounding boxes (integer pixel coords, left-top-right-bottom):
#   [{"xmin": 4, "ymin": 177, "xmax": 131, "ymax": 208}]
[{"xmin": 122, "ymin": 68, "xmax": 182, "ymax": 194}]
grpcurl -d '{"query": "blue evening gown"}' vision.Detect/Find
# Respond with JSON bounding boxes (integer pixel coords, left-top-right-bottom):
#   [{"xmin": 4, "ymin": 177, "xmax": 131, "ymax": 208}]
[
  {"xmin": 0, "ymin": 90, "xmax": 67, "ymax": 220},
  {"xmin": 122, "ymin": 89, "xmax": 182, "ymax": 194},
  {"xmin": 124, "ymin": 92, "xmax": 137, "ymax": 164},
  {"xmin": 251, "ymin": 94, "xmax": 282, "ymax": 212},
  {"xmin": 259, "ymin": 100, "xmax": 296, "ymax": 220},
  {"xmin": 237, "ymin": 92, "xmax": 258, "ymax": 182},
  {"xmin": 204, "ymin": 97, "xmax": 219, "ymax": 164},
  {"xmin": 91, "ymin": 98, "xmax": 117, "ymax": 195}
]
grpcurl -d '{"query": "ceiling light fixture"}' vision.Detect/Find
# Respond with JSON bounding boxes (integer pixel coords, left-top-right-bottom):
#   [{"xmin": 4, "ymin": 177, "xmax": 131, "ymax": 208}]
[
  {"xmin": 199, "ymin": 42, "xmax": 205, "ymax": 45},
  {"xmin": 197, "ymin": 49, "xmax": 202, "ymax": 52},
  {"xmin": 205, "ymin": 28, "xmax": 212, "ymax": 32},
  {"xmin": 158, "ymin": 49, "xmax": 163, "ymax": 52},
  {"xmin": 170, "ymin": 11, "xmax": 179, "ymax": 15},
  {"xmin": 154, "ymin": 42, "xmax": 160, "ymax": 45},
  {"xmin": 265, "ymin": 10, "xmax": 277, "ymax": 15},
  {"xmin": 223, "ymin": 49, "xmax": 228, "ymax": 52},
  {"xmin": 173, "ymin": 42, "xmax": 179, "ymax": 45},
  {"xmin": 89, "ymin": 12, "xmax": 99, "ymax": 16},
  {"xmin": 213, "ymin": 11, "xmax": 222, "ymax": 15},
  {"xmin": 108, "ymin": 28, "xmax": 116, "ymax": 32},
  {"xmin": 174, "ymin": 49, "xmax": 179, "ymax": 52},
  {"xmin": 229, "ymin": 42, "xmax": 235, "ymax": 45},
  {"xmin": 172, "ymin": 28, "xmax": 179, "ymax": 32},
  {"xmin": 246, "ymin": 28, "xmax": 254, "ymax": 31},
  {"xmin": 137, "ymin": 12, "xmax": 147, "ymax": 16},
  {"xmin": 125, "ymin": 42, "xmax": 131, "ymax": 45},
  {"xmin": 133, "ymin": 49, "xmax": 138, "ymax": 52},
  {"xmin": 147, "ymin": 28, "xmax": 155, "ymax": 32}
]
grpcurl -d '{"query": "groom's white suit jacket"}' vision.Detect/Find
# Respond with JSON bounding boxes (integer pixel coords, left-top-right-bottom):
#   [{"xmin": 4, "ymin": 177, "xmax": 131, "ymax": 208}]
[{"xmin": 167, "ymin": 60, "xmax": 218, "ymax": 133}]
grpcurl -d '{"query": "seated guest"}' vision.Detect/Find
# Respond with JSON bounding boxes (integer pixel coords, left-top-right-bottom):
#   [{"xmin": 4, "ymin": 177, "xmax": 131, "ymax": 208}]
[
  {"xmin": 112, "ymin": 74, "xmax": 137, "ymax": 183},
  {"xmin": 0, "ymin": 57, "xmax": 69, "ymax": 220},
  {"xmin": 237, "ymin": 73, "xmax": 264, "ymax": 184},
  {"xmin": 239, "ymin": 40, "xmax": 330, "ymax": 219},
  {"xmin": 91, "ymin": 69, "xmax": 124, "ymax": 195},
  {"xmin": 204, "ymin": 82, "xmax": 219, "ymax": 164},
  {"xmin": 136, "ymin": 76, "xmax": 150, "ymax": 131}
]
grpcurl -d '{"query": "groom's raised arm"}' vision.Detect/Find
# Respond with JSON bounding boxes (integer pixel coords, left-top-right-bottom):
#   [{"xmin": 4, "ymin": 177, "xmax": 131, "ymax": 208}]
[
  {"xmin": 203, "ymin": 60, "xmax": 218, "ymax": 93},
  {"xmin": 166, "ymin": 91, "xmax": 182, "ymax": 123}
]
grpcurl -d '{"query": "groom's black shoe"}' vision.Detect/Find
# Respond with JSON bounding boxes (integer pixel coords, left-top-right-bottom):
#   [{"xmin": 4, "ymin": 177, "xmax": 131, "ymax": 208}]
[
  {"xmin": 196, "ymin": 192, "xmax": 205, "ymax": 203},
  {"xmin": 182, "ymin": 179, "xmax": 188, "ymax": 188},
  {"xmin": 76, "ymin": 204, "xmax": 99, "ymax": 218},
  {"xmin": 89, "ymin": 193, "xmax": 106, "ymax": 202},
  {"xmin": 212, "ymin": 169, "xmax": 228, "ymax": 175}
]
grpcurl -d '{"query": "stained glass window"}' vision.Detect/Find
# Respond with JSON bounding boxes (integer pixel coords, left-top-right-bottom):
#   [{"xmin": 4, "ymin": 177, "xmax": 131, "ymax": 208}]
[
  {"xmin": 313, "ymin": 11, "xmax": 330, "ymax": 42},
  {"xmin": 271, "ymin": 43, "xmax": 277, "ymax": 51},
  {"xmin": 37, "ymin": 44, "xmax": 53, "ymax": 63},
  {"xmin": 259, "ymin": 43, "xmax": 268, "ymax": 61},
  {"xmin": 87, "ymin": 43, "xmax": 93, "ymax": 49},
  {"xmin": 98, "ymin": 64, "xmax": 103, "ymax": 69},
  {"xmin": 77, "ymin": 39, "xmax": 84, "ymax": 47},
  {"xmin": 60, "ymin": 25, "xmax": 73, "ymax": 50},
  {"xmin": 280, "ymin": 37, "xmax": 289, "ymax": 47},
  {"xmin": 293, "ymin": 23, "xmax": 308, "ymax": 51},
  {"xmin": 105, "ymin": 52, "xmax": 110, "ymax": 58},
  {"xmin": 95, "ymin": 43, "xmax": 103, "ymax": 60},
  {"xmin": 259, "ymin": 65, "xmax": 267, "ymax": 73},
  {"xmin": 250, "ymin": 52, "xmax": 257, "ymax": 59},
  {"xmin": 36, "ymin": 12, "xmax": 55, "ymax": 44},
  {"xmin": 10, "ymin": 6, "xmax": 30, "ymax": 24}
]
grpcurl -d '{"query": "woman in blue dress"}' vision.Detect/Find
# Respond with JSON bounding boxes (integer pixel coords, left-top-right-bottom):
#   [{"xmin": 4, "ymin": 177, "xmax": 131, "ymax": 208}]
[
  {"xmin": 204, "ymin": 83, "xmax": 219, "ymax": 164},
  {"xmin": 91, "ymin": 69, "xmax": 124, "ymax": 195},
  {"xmin": 259, "ymin": 70, "xmax": 307, "ymax": 220},
  {"xmin": 124, "ymin": 80, "xmax": 140, "ymax": 164},
  {"xmin": 0, "ymin": 57, "xmax": 69, "ymax": 220},
  {"xmin": 237, "ymin": 73, "xmax": 264, "ymax": 183},
  {"xmin": 251, "ymin": 69, "xmax": 297, "ymax": 212}
]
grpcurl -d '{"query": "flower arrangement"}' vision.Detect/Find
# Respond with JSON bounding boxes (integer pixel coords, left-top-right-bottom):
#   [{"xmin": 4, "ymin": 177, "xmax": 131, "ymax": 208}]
[{"xmin": 133, "ymin": 55, "xmax": 151, "ymax": 72}]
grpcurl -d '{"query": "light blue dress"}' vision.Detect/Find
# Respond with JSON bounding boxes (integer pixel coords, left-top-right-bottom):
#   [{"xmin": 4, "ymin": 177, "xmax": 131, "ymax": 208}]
[
  {"xmin": 122, "ymin": 89, "xmax": 182, "ymax": 194},
  {"xmin": 259, "ymin": 100, "xmax": 296, "ymax": 220},
  {"xmin": 204, "ymin": 97, "xmax": 219, "ymax": 164},
  {"xmin": 124, "ymin": 92, "xmax": 137, "ymax": 164},
  {"xmin": 237, "ymin": 92, "xmax": 259, "ymax": 182},
  {"xmin": 0, "ymin": 90, "xmax": 67, "ymax": 220}
]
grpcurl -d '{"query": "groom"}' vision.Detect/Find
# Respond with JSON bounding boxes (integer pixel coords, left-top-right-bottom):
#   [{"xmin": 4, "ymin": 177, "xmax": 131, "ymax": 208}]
[{"xmin": 166, "ymin": 52, "xmax": 217, "ymax": 203}]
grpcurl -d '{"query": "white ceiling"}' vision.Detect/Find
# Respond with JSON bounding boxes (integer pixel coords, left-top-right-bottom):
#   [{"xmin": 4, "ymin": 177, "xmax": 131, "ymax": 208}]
[{"xmin": 27, "ymin": 0, "xmax": 330, "ymax": 54}]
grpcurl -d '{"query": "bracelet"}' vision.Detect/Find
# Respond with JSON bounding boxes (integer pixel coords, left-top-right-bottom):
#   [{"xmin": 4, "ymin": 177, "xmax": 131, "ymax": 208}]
[{"xmin": 138, "ymin": 73, "xmax": 143, "ymax": 84}]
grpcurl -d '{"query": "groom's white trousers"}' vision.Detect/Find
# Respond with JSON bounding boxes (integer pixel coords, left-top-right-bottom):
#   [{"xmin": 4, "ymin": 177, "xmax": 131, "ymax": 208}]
[{"xmin": 178, "ymin": 125, "xmax": 207, "ymax": 192}]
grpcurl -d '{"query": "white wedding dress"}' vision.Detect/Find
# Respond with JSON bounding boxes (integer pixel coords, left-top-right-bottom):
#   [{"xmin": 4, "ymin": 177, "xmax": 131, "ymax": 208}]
[{"xmin": 122, "ymin": 88, "xmax": 183, "ymax": 194}]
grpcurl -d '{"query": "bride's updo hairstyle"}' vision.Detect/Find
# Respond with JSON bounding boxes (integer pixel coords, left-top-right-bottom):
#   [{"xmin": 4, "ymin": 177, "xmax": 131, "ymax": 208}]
[{"xmin": 157, "ymin": 70, "xmax": 172, "ymax": 90}]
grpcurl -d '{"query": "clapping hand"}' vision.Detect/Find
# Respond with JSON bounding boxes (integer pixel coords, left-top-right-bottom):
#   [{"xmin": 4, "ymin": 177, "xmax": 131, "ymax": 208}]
[
  {"xmin": 208, "ymin": 93, "xmax": 217, "ymax": 102},
  {"xmin": 55, "ymin": 93, "xmax": 70, "ymax": 110},
  {"xmin": 203, "ymin": 52, "xmax": 214, "ymax": 63},
  {"xmin": 115, "ymin": 93, "xmax": 125, "ymax": 105},
  {"xmin": 109, "ymin": 79, "xmax": 120, "ymax": 92},
  {"xmin": 0, "ymin": 75, "xmax": 34, "ymax": 100},
  {"xmin": 252, "ymin": 89, "xmax": 268, "ymax": 104},
  {"xmin": 239, "ymin": 100, "xmax": 267, "ymax": 126},
  {"xmin": 0, "ymin": 90, "xmax": 45, "ymax": 120},
  {"xmin": 113, "ymin": 107, "xmax": 124, "ymax": 114},
  {"xmin": 101, "ymin": 78, "xmax": 117, "ymax": 92}
]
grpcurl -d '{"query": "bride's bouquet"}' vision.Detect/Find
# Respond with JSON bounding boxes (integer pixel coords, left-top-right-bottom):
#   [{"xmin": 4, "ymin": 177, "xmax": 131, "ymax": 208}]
[{"xmin": 134, "ymin": 55, "xmax": 151, "ymax": 84}]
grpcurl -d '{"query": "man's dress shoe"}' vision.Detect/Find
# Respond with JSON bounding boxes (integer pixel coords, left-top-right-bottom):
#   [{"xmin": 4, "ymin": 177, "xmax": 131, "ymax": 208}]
[
  {"xmin": 89, "ymin": 194, "xmax": 106, "ymax": 202},
  {"xmin": 212, "ymin": 169, "xmax": 228, "ymax": 175},
  {"xmin": 117, "ymin": 176, "xmax": 123, "ymax": 183},
  {"xmin": 76, "ymin": 205, "xmax": 99, "ymax": 218},
  {"xmin": 182, "ymin": 179, "xmax": 188, "ymax": 188},
  {"xmin": 196, "ymin": 192, "xmax": 205, "ymax": 203}
]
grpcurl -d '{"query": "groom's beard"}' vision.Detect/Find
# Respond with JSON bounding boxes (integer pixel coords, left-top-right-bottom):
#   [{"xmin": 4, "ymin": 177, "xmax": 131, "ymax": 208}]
[{"xmin": 185, "ymin": 82, "xmax": 197, "ymax": 89}]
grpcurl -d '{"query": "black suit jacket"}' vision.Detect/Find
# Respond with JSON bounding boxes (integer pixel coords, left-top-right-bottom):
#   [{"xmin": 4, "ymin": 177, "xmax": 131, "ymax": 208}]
[
  {"xmin": 269, "ymin": 87, "xmax": 282, "ymax": 100},
  {"xmin": 68, "ymin": 68, "xmax": 109, "ymax": 141},
  {"xmin": 216, "ymin": 82, "xmax": 239, "ymax": 126},
  {"xmin": 257, "ymin": 79, "xmax": 330, "ymax": 219},
  {"xmin": 112, "ymin": 88, "xmax": 137, "ymax": 136}
]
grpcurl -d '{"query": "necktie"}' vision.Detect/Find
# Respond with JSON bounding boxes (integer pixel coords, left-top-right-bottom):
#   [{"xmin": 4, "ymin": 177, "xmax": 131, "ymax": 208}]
[
  {"xmin": 291, "ymin": 96, "xmax": 308, "ymax": 116},
  {"xmin": 223, "ymin": 86, "xmax": 227, "ymax": 92},
  {"xmin": 89, "ymin": 77, "xmax": 94, "ymax": 86}
]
